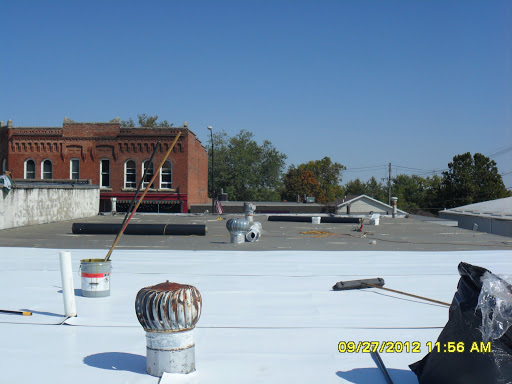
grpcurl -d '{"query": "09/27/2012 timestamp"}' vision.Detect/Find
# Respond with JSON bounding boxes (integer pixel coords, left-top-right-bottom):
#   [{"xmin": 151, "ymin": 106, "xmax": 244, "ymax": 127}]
[{"xmin": 337, "ymin": 341, "xmax": 492, "ymax": 354}]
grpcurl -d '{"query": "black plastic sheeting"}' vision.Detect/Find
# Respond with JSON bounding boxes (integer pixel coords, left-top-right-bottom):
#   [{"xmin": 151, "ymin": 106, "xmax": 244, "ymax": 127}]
[
  {"xmin": 409, "ymin": 262, "xmax": 512, "ymax": 384},
  {"xmin": 72, "ymin": 223, "xmax": 207, "ymax": 236},
  {"xmin": 267, "ymin": 216, "xmax": 361, "ymax": 223}
]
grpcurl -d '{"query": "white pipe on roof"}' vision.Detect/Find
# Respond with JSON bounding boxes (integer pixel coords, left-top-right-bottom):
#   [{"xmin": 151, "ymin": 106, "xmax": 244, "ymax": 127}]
[{"xmin": 59, "ymin": 251, "xmax": 77, "ymax": 317}]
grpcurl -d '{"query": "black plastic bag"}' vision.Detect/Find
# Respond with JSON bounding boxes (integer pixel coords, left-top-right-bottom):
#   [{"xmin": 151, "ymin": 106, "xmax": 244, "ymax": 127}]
[{"xmin": 409, "ymin": 262, "xmax": 512, "ymax": 384}]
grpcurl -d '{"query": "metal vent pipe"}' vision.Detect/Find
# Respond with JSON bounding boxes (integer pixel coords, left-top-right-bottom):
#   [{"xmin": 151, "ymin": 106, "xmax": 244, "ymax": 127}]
[
  {"xmin": 391, "ymin": 197, "xmax": 398, "ymax": 218},
  {"xmin": 245, "ymin": 222, "xmax": 262, "ymax": 242},
  {"xmin": 244, "ymin": 202, "xmax": 256, "ymax": 223},
  {"xmin": 226, "ymin": 218, "xmax": 250, "ymax": 244},
  {"xmin": 135, "ymin": 281, "xmax": 202, "ymax": 376}
]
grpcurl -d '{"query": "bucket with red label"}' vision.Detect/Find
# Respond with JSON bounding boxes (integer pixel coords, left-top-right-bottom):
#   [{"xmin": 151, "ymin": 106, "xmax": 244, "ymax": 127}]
[{"xmin": 79, "ymin": 259, "xmax": 112, "ymax": 297}]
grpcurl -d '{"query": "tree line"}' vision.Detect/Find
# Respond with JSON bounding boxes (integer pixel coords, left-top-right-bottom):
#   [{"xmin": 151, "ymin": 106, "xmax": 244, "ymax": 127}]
[
  {"xmin": 207, "ymin": 129, "xmax": 510, "ymax": 213},
  {"xmin": 119, "ymin": 116, "xmax": 510, "ymax": 213}
]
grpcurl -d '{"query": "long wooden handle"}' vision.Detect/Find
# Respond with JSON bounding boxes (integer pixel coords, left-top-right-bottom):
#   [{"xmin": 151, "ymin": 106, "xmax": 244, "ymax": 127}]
[
  {"xmin": 104, "ymin": 132, "xmax": 181, "ymax": 261},
  {"xmin": 364, "ymin": 283, "xmax": 451, "ymax": 306}
]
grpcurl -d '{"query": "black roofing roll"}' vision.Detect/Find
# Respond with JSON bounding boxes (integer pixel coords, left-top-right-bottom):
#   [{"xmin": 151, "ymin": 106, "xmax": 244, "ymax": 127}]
[
  {"xmin": 267, "ymin": 216, "xmax": 360, "ymax": 223},
  {"xmin": 267, "ymin": 216, "xmax": 312, "ymax": 222},
  {"xmin": 71, "ymin": 223, "xmax": 207, "ymax": 236},
  {"xmin": 321, "ymin": 217, "xmax": 361, "ymax": 223}
]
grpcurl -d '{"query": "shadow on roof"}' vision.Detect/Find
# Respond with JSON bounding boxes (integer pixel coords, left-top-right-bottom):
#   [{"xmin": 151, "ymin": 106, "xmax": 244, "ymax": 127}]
[{"xmin": 83, "ymin": 352, "xmax": 146, "ymax": 374}]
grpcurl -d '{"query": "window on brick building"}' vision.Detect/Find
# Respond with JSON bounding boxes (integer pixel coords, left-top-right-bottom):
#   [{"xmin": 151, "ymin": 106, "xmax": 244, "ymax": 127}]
[
  {"xmin": 100, "ymin": 159, "xmax": 110, "ymax": 188},
  {"xmin": 42, "ymin": 159, "xmax": 52, "ymax": 179},
  {"xmin": 142, "ymin": 160, "xmax": 155, "ymax": 188},
  {"xmin": 125, "ymin": 160, "xmax": 136, "ymax": 188},
  {"xmin": 2, "ymin": 159, "xmax": 6, "ymax": 173},
  {"xmin": 70, "ymin": 158, "xmax": 80, "ymax": 179},
  {"xmin": 25, "ymin": 159, "xmax": 36, "ymax": 179},
  {"xmin": 160, "ymin": 161, "xmax": 172, "ymax": 189}
]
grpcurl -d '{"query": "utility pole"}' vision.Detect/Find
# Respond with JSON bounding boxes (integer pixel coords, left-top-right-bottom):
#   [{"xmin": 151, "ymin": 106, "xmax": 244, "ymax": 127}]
[{"xmin": 388, "ymin": 162, "xmax": 391, "ymax": 205}]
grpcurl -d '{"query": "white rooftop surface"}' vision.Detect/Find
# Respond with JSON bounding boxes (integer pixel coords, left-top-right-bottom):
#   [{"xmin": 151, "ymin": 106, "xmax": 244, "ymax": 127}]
[
  {"xmin": 442, "ymin": 196, "xmax": 512, "ymax": 219},
  {"xmin": 1, "ymin": 247, "xmax": 511, "ymax": 384}
]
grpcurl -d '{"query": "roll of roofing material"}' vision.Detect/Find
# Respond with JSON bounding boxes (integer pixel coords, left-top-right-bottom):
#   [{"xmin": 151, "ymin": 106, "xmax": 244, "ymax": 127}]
[
  {"xmin": 267, "ymin": 216, "xmax": 360, "ymax": 223},
  {"xmin": 321, "ymin": 217, "xmax": 361, "ymax": 224},
  {"xmin": 267, "ymin": 216, "xmax": 312, "ymax": 222},
  {"xmin": 72, "ymin": 223, "xmax": 207, "ymax": 236}
]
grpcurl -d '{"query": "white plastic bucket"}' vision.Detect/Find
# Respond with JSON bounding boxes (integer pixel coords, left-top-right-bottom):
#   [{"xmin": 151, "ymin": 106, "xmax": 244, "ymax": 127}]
[
  {"xmin": 312, "ymin": 217, "xmax": 321, "ymax": 224},
  {"xmin": 80, "ymin": 259, "xmax": 112, "ymax": 297}
]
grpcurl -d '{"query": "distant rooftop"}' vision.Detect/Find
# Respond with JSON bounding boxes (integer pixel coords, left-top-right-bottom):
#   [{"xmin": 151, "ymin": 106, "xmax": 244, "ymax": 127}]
[
  {"xmin": 1, "ymin": 117, "xmax": 190, "ymax": 130},
  {"xmin": 440, "ymin": 197, "xmax": 512, "ymax": 220}
]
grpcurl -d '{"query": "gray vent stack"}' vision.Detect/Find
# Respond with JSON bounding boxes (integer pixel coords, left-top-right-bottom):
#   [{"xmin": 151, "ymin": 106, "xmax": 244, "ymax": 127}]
[
  {"xmin": 391, "ymin": 197, "xmax": 398, "ymax": 218},
  {"xmin": 135, "ymin": 281, "xmax": 202, "ymax": 376},
  {"xmin": 244, "ymin": 202, "xmax": 256, "ymax": 223}
]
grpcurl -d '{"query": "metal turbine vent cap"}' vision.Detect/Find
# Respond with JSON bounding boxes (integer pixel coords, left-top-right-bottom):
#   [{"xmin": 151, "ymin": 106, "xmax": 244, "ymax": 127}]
[
  {"xmin": 226, "ymin": 218, "xmax": 250, "ymax": 233},
  {"xmin": 135, "ymin": 281, "xmax": 202, "ymax": 332}
]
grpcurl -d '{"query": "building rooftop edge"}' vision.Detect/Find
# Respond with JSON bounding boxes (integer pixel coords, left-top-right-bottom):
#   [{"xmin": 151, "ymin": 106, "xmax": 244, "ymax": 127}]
[{"xmin": 10, "ymin": 125, "xmax": 189, "ymax": 129}]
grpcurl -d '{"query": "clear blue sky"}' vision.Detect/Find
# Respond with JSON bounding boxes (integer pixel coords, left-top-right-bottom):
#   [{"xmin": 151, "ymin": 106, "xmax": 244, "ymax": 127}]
[{"xmin": 1, "ymin": 0, "xmax": 511, "ymax": 189}]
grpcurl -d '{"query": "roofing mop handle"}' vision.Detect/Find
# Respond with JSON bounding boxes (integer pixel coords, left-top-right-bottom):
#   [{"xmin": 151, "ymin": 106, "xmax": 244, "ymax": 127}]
[
  {"xmin": 0, "ymin": 309, "xmax": 32, "ymax": 316},
  {"xmin": 371, "ymin": 351, "xmax": 394, "ymax": 384},
  {"xmin": 104, "ymin": 132, "xmax": 181, "ymax": 262},
  {"xmin": 332, "ymin": 278, "xmax": 451, "ymax": 306}
]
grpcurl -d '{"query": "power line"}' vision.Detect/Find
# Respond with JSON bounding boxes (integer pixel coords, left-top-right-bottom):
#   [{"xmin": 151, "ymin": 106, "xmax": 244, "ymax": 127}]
[
  {"xmin": 486, "ymin": 144, "xmax": 512, "ymax": 159},
  {"xmin": 343, "ymin": 165, "xmax": 387, "ymax": 171},
  {"xmin": 395, "ymin": 165, "xmax": 439, "ymax": 172}
]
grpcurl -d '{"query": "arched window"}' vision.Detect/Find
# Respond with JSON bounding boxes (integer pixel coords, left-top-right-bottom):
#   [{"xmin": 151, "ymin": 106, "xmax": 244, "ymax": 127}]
[
  {"xmin": 125, "ymin": 160, "xmax": 137, "ymax": 188},
  {"xmin": 1, "ymin": 159, "xmax": 6, "ymax": 173},
  {"xmin": 160, "ymin": 161, "xmax": 172, "ymax": 189},
  {"xmin": 142, "ymin": 160, "xmax": 155, "ymax": 188},
  {"xmin": 41, "ymin": 159, "xmax": 52, "ymax": 179},
  {"xmin": 25, "ymin": 159, "xmax": 36, "ymax": 179}
]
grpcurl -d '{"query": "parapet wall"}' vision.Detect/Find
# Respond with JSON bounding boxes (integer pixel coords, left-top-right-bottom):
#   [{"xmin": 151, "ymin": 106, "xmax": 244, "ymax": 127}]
[
  {"xmin": 0, "ymin": 185, "xmax": 99, "ymax": 230},
  {"xmin": 439, "ymin": 211, "xmax": 512, "ymax": 238}
]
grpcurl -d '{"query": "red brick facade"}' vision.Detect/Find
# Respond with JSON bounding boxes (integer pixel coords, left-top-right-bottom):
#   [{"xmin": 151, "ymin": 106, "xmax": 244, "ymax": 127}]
[{"xmin": 0, "ymin": 118, "xmax": 209, "ymax": 212}]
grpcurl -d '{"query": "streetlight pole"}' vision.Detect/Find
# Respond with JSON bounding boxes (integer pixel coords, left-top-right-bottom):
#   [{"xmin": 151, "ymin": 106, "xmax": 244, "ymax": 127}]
[{"xmin": 207, "ymin": 126, "xmax": 215, "ymax": 214}]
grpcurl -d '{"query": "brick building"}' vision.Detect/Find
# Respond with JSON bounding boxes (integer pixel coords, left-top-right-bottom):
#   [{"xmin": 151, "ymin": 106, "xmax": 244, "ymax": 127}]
[{"xmin": 0, "ymin": 117, "xmax": 209, "ymax": 213}]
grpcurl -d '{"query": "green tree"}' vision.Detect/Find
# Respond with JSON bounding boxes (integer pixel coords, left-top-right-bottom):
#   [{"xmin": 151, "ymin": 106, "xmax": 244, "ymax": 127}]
[
  {"xmin": 438, "ymin": 152, "xmax": 510, "ymax": 208},
  {"xmin": 281, "ymin": 167, "xmax": 324, "ymax": 202},
  {"xmin": 343, "ymin": 178, "xmax": 367, "ymax": 197},
  {"xmin": 365, "ymin": 176, "xmax": 387, "ymax": 202},
  {"xmin": 208, "ymin": 130, "xmax": 287, "ymax": 201},
  {"xmin": 391, "ymin": 174, "xmax": 428, "ymax": 212},
  {"xmin": 282, "ymin": 157, "xmax": 345, "ymax": 203},
  {"xmin": 121, "ymin": 114, "xmax": 173, "ymax": 128}
]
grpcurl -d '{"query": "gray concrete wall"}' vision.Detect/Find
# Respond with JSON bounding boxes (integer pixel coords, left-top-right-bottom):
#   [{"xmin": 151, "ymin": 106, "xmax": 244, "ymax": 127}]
[
  {"xmin": 0, "ymin": 186, "xmax": 99, "ymax": 229},
  {"xmin": 439, "ymin": 211, "xmax": 512, "ymax": 237}
]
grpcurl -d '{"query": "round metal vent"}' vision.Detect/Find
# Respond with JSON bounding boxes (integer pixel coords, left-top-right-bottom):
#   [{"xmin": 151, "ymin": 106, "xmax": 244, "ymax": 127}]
[
  {"xmin": 226, "ymin": 218, "xmax": 250, "ymax": 234},
  {"xmin": 135, "ymin": 281, "xmax": 202, "ymax": 332}
]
